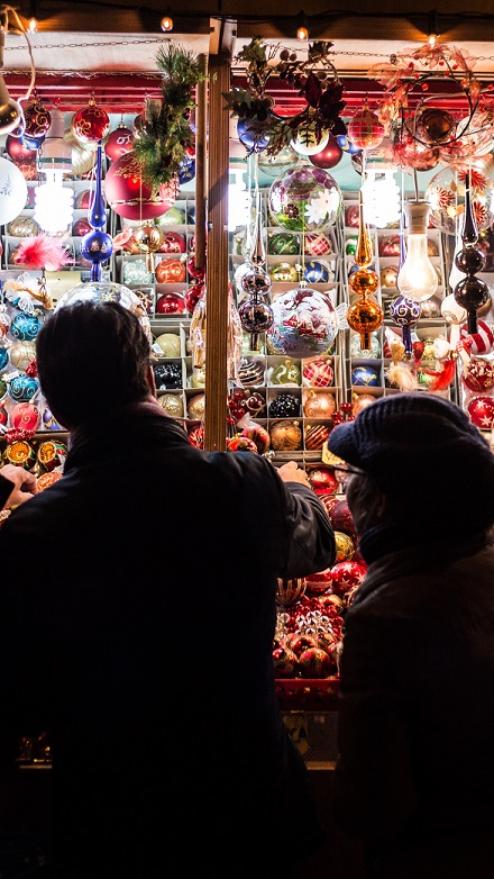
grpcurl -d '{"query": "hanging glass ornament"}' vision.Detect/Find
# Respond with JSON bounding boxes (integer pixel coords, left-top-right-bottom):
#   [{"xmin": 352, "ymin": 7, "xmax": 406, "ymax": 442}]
[
  {"xmin": 347, "ymin": 105, "xmax": 384, "ymax": 151},
  {"xmin": 238, "ymin": 173, "xmax": 274, "ymax": 351},
  {"xmin": 416, "ymin": 108, "xmax": 455, "ymax": 146},
  {"xmin": 426, "ymin": 159, "xmax": 494, "ymax": 235},
  {"xmin": 81, "ymin": 144, "xmax": 112, "ymax": 282},
  {"xmin": 269, "ymin": 287, "xmax": 346, "ymax": 358},
  {"xmin": 346, "ymin": 191, "xmax": 383, "ymax": 350},
  {"xmin": 454, "ymin": 170, "xmax": 489, "ymax": 334},
  {"xmin": 104, "ymin": 125, "xmax": 135, "ymax": 161},
  {"xmin": 133, "ymin": 223, "xmax": 163, "ymax": 272},
  {"xmin": 72, "ymin": 97, "xmax": 110, "ymax": 147},
  {"xmin": 24, "ymin": 96, "xmax": 51, "ymax": 141},
  {"xmin": 390, "ymin": 295, "xmax": 421, "ymax": 355},
  {"xmin": 268, "ymin": 164, "xmax": 342, "ymax": 232}
]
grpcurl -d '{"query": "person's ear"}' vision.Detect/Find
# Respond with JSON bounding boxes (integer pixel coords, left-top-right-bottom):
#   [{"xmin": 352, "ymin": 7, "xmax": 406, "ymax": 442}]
[{"xmin": 147, "ymin": 363, "xmax": 157, "ymax": 398}]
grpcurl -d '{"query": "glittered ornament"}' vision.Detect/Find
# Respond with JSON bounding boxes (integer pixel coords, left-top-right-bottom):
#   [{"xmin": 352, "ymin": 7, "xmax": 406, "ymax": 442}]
[
  {"xmin": 269, "ymin": 262, "xmax": 299, "ymax": 283},
  {"xmin": 4, "ymin": 440, "xmax": 35, "ymax": 467},
  {"xmin": 324, "ymin": 497, "xmax": 355, "ymax": 536},
  {"xmin": 269, "ymin": 393, "xmax": 300, "ymax": 418},
  {"xmin": 352, "ymin": 365, "xmax": 380, "ymax": 387},
  {"xmin": 467, "ymin": 395, "xmax": 494, "ymax": 429},
  {"xmin": 303, "ymin": 390, "xmax": 336, "ymax": 418},
  {"xmin": 7, "ymin": 215, "xmax": 39, "ymax": 238},
  {"xmin": 238, "ymin": 359, "xmax": 265, "ymax": 387},
  {"xmin": 330, "ymin": 560, "xmax": 367, "ymax": 596},
  {"xmin": 156, "ymin": 293, "xmax": 186, "ymax": 315},
  {"xmin": 271, "ymin": 358, "xmax": 301, "ymax": 386},
  {"xmin": 306, "ymin": 233, "xmax": 332, "ymax": 257},
  {"xmin": 158, "ymin": 393, "xmax": 184, "ymax": 418},
  {"xmin": 270, "ymin": 287, "xmax": 344, "ymax": 358},
  {"xmin": 270, "ymin": 419, "xmax": 302, "ymax": 451},
  {"xmin": 303, "ymin": 358, "xmax": 334, "ymax": 388},
  {"xmin": 104, "ymin": 152, "xmax": 176, "ymax": 221},
  {"xmin": 72, "ymin": 98, "xmax": 110, "ymax": 146},
  {"xmin": 352, "ymin": 393, "xmax": 376, "ymax": 417},
  {"xmin": 309, "ymin": 134, "xmax": 343, "ymax": 169},
  {"xmin": 0, "ymin": 346, "xmax": 8, "ymax": 372},
  {"xmin": 268, "ymin": 232, "xmax": 300, "ymax": 256},
  {"xmin": 8, "ymin": 374, "xmax": 38, "ymax": 403},
  {"xmin": 416, "ymin": 108, "xmax": 455, "ymax": 145},
  {"xmin": 305, "ymin": 423, "xmax": 330, "ymax": 450},
  {"xmin": 154, "ymin": 361, "xmax": 182, "ymax": 389},
  {"xmin": 269, "ymin": 165, "xmax": 342, "ymax": 232},
  {"xmin": 188, "ymin": 393, "xmax": 206, "ymax": 420},
  {"xmin": 188, "ymin": 425, "xmax": 204, "ymax": 448},
  {"xmin": 335, "ymin": 531, "xmax": 355, "ymax": 562},
  {"xmin": 24, "ymin": 98, "xmax": 51, "ymax": 140},
  {"xmin": 10, "ymin": 402, "xmax": 39, "ymax": 432},
  {"xmin": 36, "ymin": 471, "xmax": 62, "ymax": 493},
  {"xmin": 239, "ymin": 297, "xmax": 274, "ymax": 336},
  {"xmin": 276, "ymin": 577, "xmax": 306, "ymax": 607},
  {"xmin": 104, "ymin": 125, "xmax": 135, "ymax": 161},
  {"xmin": 348, "ymin": 106, "xmax": 384, "ymax": 150},
  {"xmin": 155, "ymin": 333, "xmax": 181, "ymax": 358},
  {"xmin": 309, "ymin": 468, "xmax": 338, "ymax": 496},
  {"xmin": 462, "ymin": 358, "xmax": 494, "ymax": 392},
  {"xmin": 299, "ymin": 647, "xmax": 332, "ymax": 678},
  {"xmin": 304, "ymin": 260, "xmax": 332, "ymax": 284},
  {"xmin": 160, "ymin": 231, "xmax": 186, "ymax": 254},
  {"xmin": 37, "ymin": 440, "xmax": 67, "ymax": 471},
  {"xmin": 122, "ymin": 260, "xmax": 153, "ymax": 287}
]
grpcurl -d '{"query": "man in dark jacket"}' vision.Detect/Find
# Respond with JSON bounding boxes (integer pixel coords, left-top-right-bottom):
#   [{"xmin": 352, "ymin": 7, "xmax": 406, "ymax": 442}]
[
  {"xmin": 0, "ymin": 301, "xmax": 334, "ymax": 878},
  {"xmin": 328, "ymin": 393, "xmax": 494, "ymax": 879}
]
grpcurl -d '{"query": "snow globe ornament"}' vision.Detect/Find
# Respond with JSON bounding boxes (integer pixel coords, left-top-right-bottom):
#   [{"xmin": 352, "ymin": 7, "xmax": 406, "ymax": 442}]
[
  {"xmin": 268, "ymin": 165, "xmax": 342, "ymax": 232},
  {"xmin": 269, "ymin": 286, "xmax": 346, "ymax": 358}
]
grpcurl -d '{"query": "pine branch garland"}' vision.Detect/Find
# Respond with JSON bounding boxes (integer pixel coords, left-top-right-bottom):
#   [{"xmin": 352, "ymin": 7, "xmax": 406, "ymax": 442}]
[{"xmin": 134, "ymin": 45, "xmax": 205, "ymax": 189}]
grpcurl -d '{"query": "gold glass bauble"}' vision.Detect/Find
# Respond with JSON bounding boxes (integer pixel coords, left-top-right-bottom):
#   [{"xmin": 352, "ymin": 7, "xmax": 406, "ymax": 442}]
[
  {"xmin": 347, "ymin": 295, "xmax": 384, "ymax": 350},
  {"xmin": 158, "ymin": 393, "xmax": 184, "ymax": 418},
  {"xmin": 134, "ymin": 223, "xmax": 162, "ymax": 254},
  {"xmin": 303, "ymin": 390, "xmax": 336, "ymax": 418},
  {"xmin": 334, "ymin": 531, "xmax": 355, "ymax": 562},
  {"xmin": 188, "ymin": 393, "xmax": 206, "ymax": 420},
  {"xmin": 270, "ymin": 419, "xmax": 302, "ymax": 451},
  {"xmin": 349, "ymin": 268, "xmax": 379, "ymax": 297}
]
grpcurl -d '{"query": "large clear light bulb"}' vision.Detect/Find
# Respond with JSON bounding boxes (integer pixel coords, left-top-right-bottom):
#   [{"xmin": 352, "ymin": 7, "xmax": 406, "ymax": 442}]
[
  {"xmin": 228, "ymin": 167, "xmax": 250, "ymax": 232},
  {"xmin": 362, "ymin": 170, "xmax": 400, "ymax": 228},
  {"xmin": 397, "ymin": 201, "xmax": 438, "ymax": 302},
  {"xmin": 34, "ymin": 171, "xmax": 74, "ymax": 235}
]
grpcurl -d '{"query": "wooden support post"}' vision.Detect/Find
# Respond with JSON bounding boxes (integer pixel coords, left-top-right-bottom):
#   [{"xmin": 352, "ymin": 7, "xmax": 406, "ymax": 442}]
[
  {"xmin": 194, "ymin": 54, "xmax": 207, "ymax": 273},
  {"xmin": 204, "ymin": 51, "xmax": 230, "ymax": 452}
]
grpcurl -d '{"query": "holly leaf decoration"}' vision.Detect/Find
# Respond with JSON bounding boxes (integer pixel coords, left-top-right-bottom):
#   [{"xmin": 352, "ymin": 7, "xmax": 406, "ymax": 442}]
[{"xmin": 303, "ymin": 73, "xmax": 322, "ymax": 108}]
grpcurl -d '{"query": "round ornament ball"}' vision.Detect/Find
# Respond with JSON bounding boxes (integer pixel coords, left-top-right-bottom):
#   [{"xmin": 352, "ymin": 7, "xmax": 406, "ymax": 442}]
[
  {"xmin": 10, "ymin": 312, "xmax": 41, "ymax": 342},
  {"xmin": 309, "ymin": 468, "xmax": 338, "ymax": 496},
  {"xmin": 269, "ymin": 287, "xmax": 341, "ymax": 358},
  {"xmin": 154, "ymin": 361, "xmax": 182, "ymax": 390},
  {"xmin": 381, "ymin": 265, "xmax": 399, "ymax": 289},
  {"xmin": 460, "ymin": 320, "xmax": 494, "ymax": 355},
  {"xmin": 258, "ymin": 145, "xmax": 298, "ymax": 180},
  {"xmin": 157, "ymin": 393, "xmax": 184, "ymax": 418},
  {"xmin": 268, "ymin": 232, "xmax": 300, "ymax": 256},
  {"xmin": 72, "ymin": 218, "xmax": 92, "ymax": 237},
  {"xmin": 416, "ymin": 108, "xmax": 455, "ymax": 146},
  {"xmin": 184, "ymin": 282, "xmax": 204, "ymax": 315},
  {"xmin": 155, "ymin": 333, "xmax": 181, "ymax": 358},
  {"xmin": 227, "ymin": 435, "xmax": 258, "ymax": 453},
  {"xmin": 269, "ymin": 262, "xmax": 298, "ymax": 284},
  {"xmin": 299, "ymin": 647, "xmax": 332, "ymax": 678},
  {"xmin": 352, "ymin": 365, "xmax": 380, "ymax": 387},
  {"xmin": 10, "ymin": 402, "xmax": 39, "ymax": 432},
  {"xmin": 239, "ymin": 297, "xmax": 274, "ymax": 335},
  {"xmin": 441, "ymin": 294, "xmax": 467, "ymax": 325},
  {"xmin": 36, "ymin": 472, "xmax": 62, "ymax": 493},
  {"xmin": 190, "ymin": 367, "xmax": 206, "ymax": 389},
  {"xmin": 287, "ymin": 634, "xmax": 319, "ymax": 657},
  {"xmin": 156, "ymin": 293, "xmax": 186, "ymax": 315},
  {"xmin": 269, "ymin": 393, "xmax": 300, "ymax": 419},
  {"xmin": 271, "ymin": 358, "xmax": 301, "ymax": 386},
  {"xmin": 178, "ymin": 156, "xmax": 195, "ymax": 185},
  {"xmin": 24, "ymin": 99, "xmax": 51, "ymax": 140},
  {"xmin": 303, "ymin": 358, "xmax": 334, "ymax": 388},
  {"xmin": 8, "ymin": 374, "xmax": 38, "ymax": 403},
  {"xmin": 237, "ymin": 117, "xmax": 271, "ymax": 153},
  {"xmin": 273, "ymin": 646, "xmax": 298, "ymax": 678},
  {"xmin": 462, "ymin": 358, "xmax": 494, "ymax": 393},
  {"xmin": 276, "ymin": 577, "xmax": 306, "ymax": 607},
  {"xmin": 330, "ymin": 560, "xmax": 367, "ymax": 597},
  {"xmin": 309, "ymin": 134, "xmax": 343, "ymax": 169},
  {"xmin": 291, "ymin": 128, "xmax": 329, "ymax": 157},
  {"xmin": 305, "ymin": 423, "xmax": 330, "ymax": 450},
  {"xmin": 245, "ymin": 391, "xmax": 266, "ymax": 417},
  {"xmin": 6, "ymin": 135, "xmax": 36, "ymax": 165},
  {"xmin": 155, "ymin": 259, "xmax": 186, "ymax": 285},
  {"xmin": 104, "ymin": 125, "xmax": 135, "ymax": 161},
  {"xmin": 348, "ymin": 107, "xmax": 384, "ymax": 150},
  {"xmin": 9, "ymin": 340, "xmax": 36, "ymax": 371},
  {"xmin": 305, "ymin": 232, "xmax": 332, "ymax": 257},
  {"xmin": 0, "ymin": 158, "xmax": 28, "ymax": 226},
  {"xmin": 390, "ymin": 295, "xmax": 421, "ymax": 328},
  {"xmin": 269, "ymin": 165, "xmax": 342, "ymax": 232},
  {"xmin": 0, "ymin": 403, "xmax": 7, "ymax": 426},
  {"xmin": 160, "ymin": 231, "xmax": 186, "ymax": 254},
  {"xmin": 76, "ymin": 190, "xmax": 92, "ymax": 210},
  {"xmin": 134, "ymin": 223, "xmax": 162, "ymax": 255},
  {"xmin": 352, "ymin": 393, "xmax": 376, "ymax": 417},
  {"xmin": 238, "ymin": 359, "xmax": 265, "ymax": 387},
  {"xmin": 334, "ymin": 531, "xmax": 355, "ymax": 562},
  {"xmin": 7, "ymin": 215, "xmax": 39, "ymax": 238},
  {"xmin": 467, "ymin": 395, "xmax": 494, "ymax": 429},
  {"xmin": 270, "ymin": 419, "xmax": 302, "ymax": 451},
  {"xmin": 241, "ymin": 422, "xmax": 270, "ymax": 453},
  {"xmin": 188, "ymin": 393, "xmax": 206, "ymax": 420},
  {"xmin": 303, "ymin": 389, "xmax": 336, "ymax": 418},
  {"xmin": 72, "ymin": 99, "xmax": 110, "ymax": 146},
  {"xmin": 0, "ymin": 346, "xmax": 8, "ymax": 371},
  {"xmin": 304, "ymin": 259, "xmax": 332, "ymax": 284},
  {"xmin": 104, "ymin": 152, "xmax": 176, "ymax": 221},
  {"xmin": 324, "ymin": 497, "xmax": 355, "ymax": 536}
]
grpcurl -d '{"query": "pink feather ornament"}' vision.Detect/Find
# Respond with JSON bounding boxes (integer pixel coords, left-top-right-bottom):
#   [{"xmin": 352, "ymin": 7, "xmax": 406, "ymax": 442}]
[{"xmin": 13, "ymin": 235, "xmax": 70, "ymax": 271}]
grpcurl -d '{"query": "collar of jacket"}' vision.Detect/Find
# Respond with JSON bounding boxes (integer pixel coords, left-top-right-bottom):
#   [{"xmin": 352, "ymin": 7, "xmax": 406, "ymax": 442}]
[
  {"xmin": 64, "ymin": 399, "xmax": 190, "ymax": 474},
  {"xmin": 353, "ymin": 525, "xmax": 489, "ymax": 609}
]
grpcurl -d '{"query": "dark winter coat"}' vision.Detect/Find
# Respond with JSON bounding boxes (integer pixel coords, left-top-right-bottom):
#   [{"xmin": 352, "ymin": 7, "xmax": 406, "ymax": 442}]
[
  {"xmin": 0, "ymin": 403, "xmax": 335, "ymax": 877},
  {"xmin": 335, "ymin": 527, "xmax": 494, "ymax": 878}
]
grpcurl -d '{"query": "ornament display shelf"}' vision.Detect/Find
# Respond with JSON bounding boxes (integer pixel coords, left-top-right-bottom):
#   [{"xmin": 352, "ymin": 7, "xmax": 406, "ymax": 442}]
[
  {"xmin": 276, "ymin": 676, "xmax": 339, "ymax": 710},
  {"xmin": 342, "ymin": 192, "xmax": 451, "ymax": 401},
  {"xmin": 117, "ymin": 195, "xmax": 196, "ymax": 317},
  {"xmin": 150, "ymin": 317, "xmax": 206, "ymax": 424}
]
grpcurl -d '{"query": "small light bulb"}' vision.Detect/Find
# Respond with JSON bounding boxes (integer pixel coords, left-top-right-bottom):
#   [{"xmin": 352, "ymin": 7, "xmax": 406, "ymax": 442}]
[
  {"xmin": 297, "ymin": 24, "xmax": 309, "ymax": 40},
  {"xmin": 428, "ymin": 33, "xmax": 437, "ymax": 47},
  {"xmin": 160, "ymin": 14, "xmax": 174, "ymax": 32},
  {"xmin": 27, "ymin": 17, "xmax": 38, "ymax": 33},
  {"xmin": 34, "ymin": 171, "xmax": 74, "ymax": 235},
  {"xmin": 397, "ymin": 202, "xmax": 438, "ymax": 303}
]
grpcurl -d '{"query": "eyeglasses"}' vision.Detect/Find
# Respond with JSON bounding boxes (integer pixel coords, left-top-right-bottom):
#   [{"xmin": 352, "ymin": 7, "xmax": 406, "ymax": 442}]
[{"xmin": 330, "ymin": 464, "xmax": 365, "ymax": 477}]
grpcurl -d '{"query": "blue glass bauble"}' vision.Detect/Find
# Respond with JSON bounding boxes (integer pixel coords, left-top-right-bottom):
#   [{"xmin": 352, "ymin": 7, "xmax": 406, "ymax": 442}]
[
  {"xmin": 9, "ymin": 374, "xmax": 38, "ymax": 402},
  {"xmin": 178, "ymin": 157, "xmax": 195, "ymax": 184},
  {"xmin": 237, "ymin": 118, "xmax": 271, "ymax": 154},
  {"xmin": 10, "ymin": 312, "xmax": 41, "ymax": 341},
  {"xmin": 390, "ymin": 295, "xmax": 421, "ymax": 327},
  {"xmin": 351, "ymin": 365, "xmax": 380, "ymax": 387},
  {"xmin": 304, "ymin": 260, "xmax": 331, "ymax": 284},
  {"xmin": 0, "ymin": 347, "xmax": 9, "ymax": 371},
  {"xmin": 23, "ymin": 133, "xmax": 45, "ymax": 150},
  {"xmin": 81, "ymin": 229, "xmax": 113, "ymax": 265}
]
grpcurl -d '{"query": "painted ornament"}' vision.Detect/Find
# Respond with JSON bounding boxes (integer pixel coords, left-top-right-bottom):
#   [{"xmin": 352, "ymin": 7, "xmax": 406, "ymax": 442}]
[
  {"xmin": 303, "ymin": 358, "xmax": 334, "ymax": 388},
  {"xmin": 104, "ymin": 125, "xmax": 135, "ymax": 161},
  {"xmin": 160, "ymin": 231, "xmax": 186, "ymax": 254},
  {"xmin": 155, "ymin": 333, "xmax": 181, "ymax": 358},
  {"xmin": 24, "ymin": 98, "xmax": 51, "ymax": 141},
  {"xmin": 10, "ymin": 313, "xmax": 41, "ymax": 342},
  {"xmin": 299, "ymin": 647, "xmax": 333, "ymax": 678},
  {"xmin": 156, "ymin": 293, "xmax": 186, "ymax": 315},
  {"xmin": 348, "ymin": 106, "xmax": 384, "ymax": 150},
  {"xmin": 72, "ymin": 98, "xmax": 110, "ymax": 146},
  {"xmin": 0, "ymin": 403, "xmax": 7, "ymax": 426},
  {"xmin": 238, "ymin": 359, "xmax": 265, "ymax": 387},
  {"xmin": 8, "ymin": 341, "xmax": 35, "ymax": 371},
  {"xmin": 190, "ymin": 367, "xmax": 206, "ymax": 389},
  {"xmin": 462, "ymin": 358, "xmax": 494, "ymax": 392},
  {"xmin": 305, "ymin": 423, "xmax": 330, "ymax": 450},
  {"xmin": 270, "ymin": 420, "xmax": 302, "ymax": 451},
  {"xmin": 276, "ymin": 578, "xmax": 306, "ymax": 607},
  {"xmin": 37, "ymin": 440, "xmax": 67, "ymax": 471},
  {"xmin": 104, "ymin": 151, "xmax": 176, "ymax": 221},
  {"xmin": 304, "ymin": 260, "xmax": 332, "ymax": 284},
  {"xmin": 305, "ymin": 569, "xmax": 333, "ymax": 595},
  {"xmin": 188, "ymin": 394, "xmax": 206, "ymax": 420},
  {"xmin": 330, "ymin": 560, "xmax": 367, "ymax": 596},
  {"xmin": 269, "ymin": 165, "xmax": 342, "ymax": 232},
  {"xmin": 155, "ymin": 259, "xmax": 186, "ymax": 285},
  {"xmin": 6, "ymin": 135, "xmax": 36, "ymax": 165},
  {"xmin": 352, "ymin": 393, "xmax": 375, "ymax": 416},
  {"xmin": 306, "ymin": 232, "xmax": 332, "ymax": 256},
  {"xmin": 158, "ymin": 393, "xmax": 184, "ymax": 418},
  {"xmin": 42, "ymin": 407, "xmax": 62, "ymax": 431},
  {"xmin": 271, "ymin": 358, "xmax": 301, "ymax": 386},
  {"xmin": 4, "ymin": 440, "xmax": 35, "ymax": 467},
  {"xmin": 352, "ymin": 365, "xmax": 380, "ymax": 387},
  {"xmin": 467, "ymin": 395, "xmax": 494, "ymax": 429},
  {"xmin": 227, "ymin": 435, "xmax": 258, "ymax": 453},
  {"xmin": 303, "ymin": 390, "xmax": 336, "ymax": 418},
  {"xmin": 36, "ymin": 472, "xmax": 62, "ymax": 492},
  {"xmin": 460, "ymin": 320, "xmax": 494, "ymax": 355},
  {"xmin": 10, "ymin": 402, "xmax": 39, "ymax": 432},
  {"xmin": 269, "ymin": 287, "xmax": 345, "ymax": 358},
  {"xmin": 9, "ymin": 374, "xmax": 38, "ymax": 403},
  {"xmin": 334, "ymin": 531, "xmax": 355, "ymax": 562},
  {"xmin": 269, "ymin": 262, "xmax": 299, "ymax": 283},
  {"xmin": 269, "ymin": 393, "xmax": 300, "ymax": 418},
  {"xmin": 309, "ymin": 468, "xmax": 338, "ymax": 496},
  {"xmin": 268, "ymin": 232, "xmax": 300, "ymax": 256}
]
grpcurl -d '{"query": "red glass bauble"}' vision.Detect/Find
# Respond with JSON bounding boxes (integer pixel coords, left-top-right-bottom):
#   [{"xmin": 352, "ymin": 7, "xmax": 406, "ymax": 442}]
[
  {"xmin": 184, "ymin": 283, "xmax": 204, "ymax": 315},
  {"xmin": 72, "ymin": 99, "xmax": 110, "ymax": 146},
  {"xmin": 159, "ymin": 231, "xmax": 186, "ymax": 254},
  {"xmin": 72, "ymin": 218, "xmax": 92, "ymax": 237},
  {"xmin": 0, "ymin": 404, "xmax": 7, "ymax": 426},
  {"xmin": 330, "ymin": 561, "xmax": 367, "ymax": 597},
  {"xmin": 309, "ymin": 468, "xmax": 338, "ymax": 496},
  {"xmin": 6, "ymin": 135, "xmax": 37, "ymax": 165},
  {"xmin": 156, "ymin": 292, "xmax": 186, "ymax": 315},
  {"xmin": 322, "ymin": 497, "xmax": 355, "ymax": 536},
  {"xmin": 299, "ymin": 647, "xmax": 333, "ymax": 678},
  {"xmin": 104, "ymin": 125, "xmax": 135, "ymax": 161},
  {"xmin": 309, "ymin": 134, "xmax": 343, "ymax": 169},
  {"xmin": 24, "ymin": 99, "xmax": 51, "ymax": 139},
  {"xmin": 273, "ymin": 646, "xmax": 298, "ymax": 678},
  {"xmin": 104, "ymin": 152, "xmax": 176, "ymax": 221},
  {"xmin": 305, "ymin": 569, "xmax": 333, "ymax": 595},
  {"xmin": 467, "ymin": 395, "xmax": 494, "ymax": 429},
  {"xmin": 462, "ymin": 358, "xmax": 494, "ymax": 393},
  {"xmin": 348, "ymin": 107, "xmax": 384, "ymax": 150},
  {"xmin": 76, "ymin": 190, "xmax": 92, "ymax": 210},
  {"xmin": 155, "ymin": 258, "xmax": 186, "ymax": 285}
]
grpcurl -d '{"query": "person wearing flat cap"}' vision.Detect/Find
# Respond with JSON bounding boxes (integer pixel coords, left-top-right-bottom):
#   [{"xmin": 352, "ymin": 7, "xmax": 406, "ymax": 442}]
[{"xmin": 328, "ymin": 393, "xmax": 494, "ymax": 879}]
